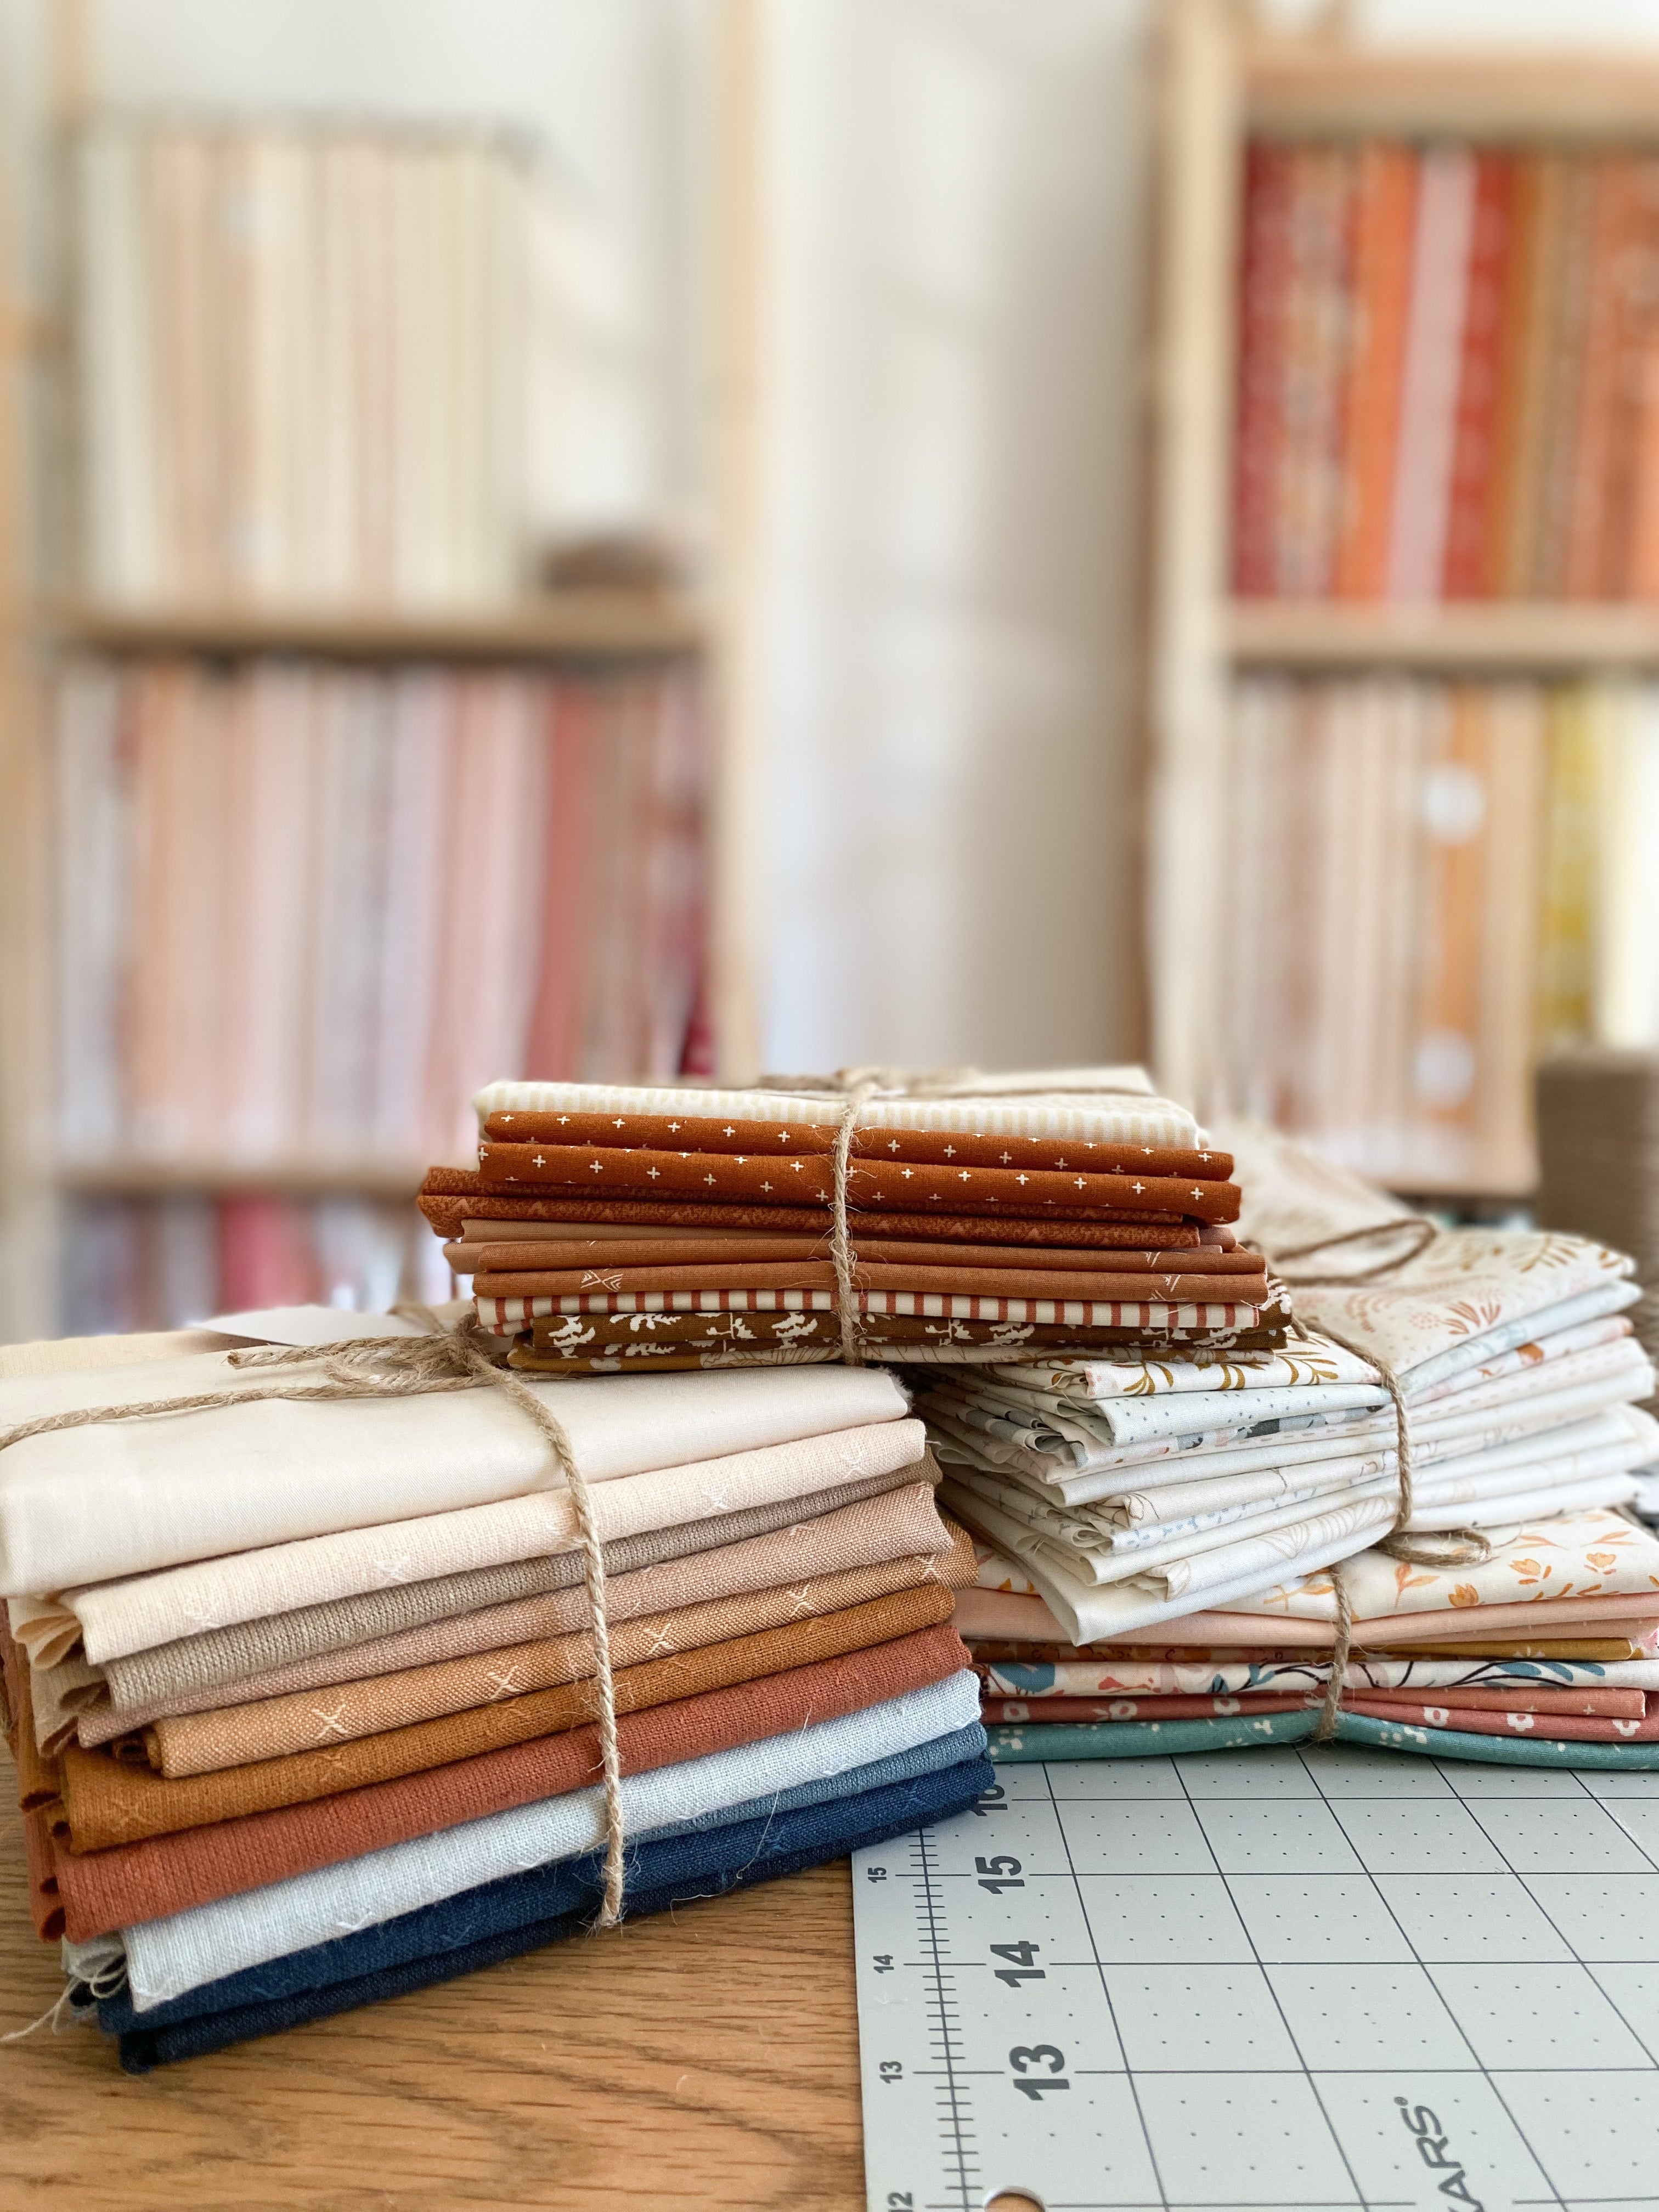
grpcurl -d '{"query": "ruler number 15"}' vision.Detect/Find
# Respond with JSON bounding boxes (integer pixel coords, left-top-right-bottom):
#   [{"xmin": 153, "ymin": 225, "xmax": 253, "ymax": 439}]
[
  {"xmin": 1010, "ymin": 2044, "xmax": 1069, "ymax": 2099},
  {"xmin": 975, "ymin": 1854, "xmax": 1023, "ymax": 1894}
]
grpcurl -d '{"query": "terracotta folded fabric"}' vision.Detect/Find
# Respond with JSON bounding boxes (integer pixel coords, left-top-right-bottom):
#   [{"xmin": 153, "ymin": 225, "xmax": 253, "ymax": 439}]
[
  {"xmin": 453, "ymin": 1231, "xmax": 1215, "ymax": 1273},
  {"xmin": 479, "ymin": 1108, "xmax": 1233, "ymax": 1180},
  {"xmin": 59, "ymin": 1587, "xmax": 958, "ymax": 1849},
  {"xmin": 138, "ymin": 1526, "xmax": 975, "ymax": 1775},
  {"xmin": 449, "ymin": 1203, "xmax": 1206, "ymax": 1251},
  {"xmin": 95, "ymin": 1476, "xmax": 948, "ymax": 1717},
  {"xmin": 22, "ymin": 1801, "xmax": 62, "ymax": 1939},
  {"xmin": 53, "ymin": 1623, "xmax": 970, "ymax": 1929},
  {"xmin": 477, "ymin": 1141, "xmax": 1243, "ymax": 1224},
  {"xmin": 476, "ymin": 1265, "xmax": 1269, "ymax": 1301},
  {"xmin": 1340, "ymin": 1699, "xmax": 1659, "ymax": 1742},
  {"xmin": 417, "ymin": 1171, "xmax": 1191, "ymax": 1243}
]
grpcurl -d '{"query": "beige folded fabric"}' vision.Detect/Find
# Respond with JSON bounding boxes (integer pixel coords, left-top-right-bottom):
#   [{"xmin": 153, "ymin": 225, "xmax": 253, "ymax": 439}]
[
  {"xmin": 10, "ymin": 1416, "xmax": 928, "ymax": 1669},
  {"xmin": 77, "ymin": 1457, "xmax": 938, "ymax": 1719},
  {"xmin": 146, "ymin": 1519, "xmax": 978, "ymax": 1779},
  {"xmin": 75, "ymin": 1481, "xmax": 950, "ymax": 1744},
  {"xmin": 0, "ymin": 1351, "xmax": 909, "ymax": 1595}
]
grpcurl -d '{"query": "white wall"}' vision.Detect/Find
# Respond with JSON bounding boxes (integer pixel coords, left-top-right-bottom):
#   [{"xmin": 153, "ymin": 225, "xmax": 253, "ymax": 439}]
[
  {"xmin": 748, "ymin": 0, "xmax": 1149, "ymax": 1078},
  {"xmin": 16, "ymin": 0, "xmax": 1659, "ymax": 1092}
]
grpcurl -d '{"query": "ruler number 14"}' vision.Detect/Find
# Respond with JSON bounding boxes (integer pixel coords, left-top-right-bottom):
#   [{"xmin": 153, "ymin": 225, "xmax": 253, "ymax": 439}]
[{"xmin": 990, "ymin": 1939, "xmax": 1045, "ymax": 1988}]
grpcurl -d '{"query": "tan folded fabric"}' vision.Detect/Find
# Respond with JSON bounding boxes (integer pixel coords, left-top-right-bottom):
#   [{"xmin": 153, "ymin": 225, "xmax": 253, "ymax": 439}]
[
  {"xmin": 73, "ymin": 1477, "xmax": 948, "ymax": 1737},
  {"xmin": 3, "ymin": 1638, "xmax": 60, "ymax": 1814},
  {"xmin": 91, "ymin": 1457, "xmax": 935, "ymax": 1715},
  {"xmin": 143, "ymin": 1523, "xmax": 975, "ymax": 1778},
  {"xmin": 59, "ymin": 1583, "xmax": 958, "ymax": 1848}
]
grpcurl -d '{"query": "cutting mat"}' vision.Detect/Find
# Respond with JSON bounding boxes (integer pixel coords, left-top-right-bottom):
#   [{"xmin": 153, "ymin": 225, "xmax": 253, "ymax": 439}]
[{"xmin": 851, "ymin": 1742, "xmax": 1659, "ymax": 2212}]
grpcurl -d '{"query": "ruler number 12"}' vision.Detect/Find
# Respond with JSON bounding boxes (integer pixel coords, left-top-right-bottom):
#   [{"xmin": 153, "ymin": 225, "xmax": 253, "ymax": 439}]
[{"xmin": 1009, "ymin": 2044, "xmax": 1069, "ymax": 2099}]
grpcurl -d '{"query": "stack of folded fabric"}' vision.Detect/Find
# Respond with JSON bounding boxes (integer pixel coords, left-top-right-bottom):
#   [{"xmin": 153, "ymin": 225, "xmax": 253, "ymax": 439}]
[
  {"xmin": 938, "ymin": 1126, "xmax": 1659, "ymax": 1768},
  {"xmin": 966, "ymin": 1506, "xmax": 1659, "ymax": 1770},
  {"xmin": 418, "ymin": 1070, "xmax": 1288, "ymax": 1373},
  {"xmin": 0, "ymin": 1331, "xmax": 988, "ymax": 2067}
]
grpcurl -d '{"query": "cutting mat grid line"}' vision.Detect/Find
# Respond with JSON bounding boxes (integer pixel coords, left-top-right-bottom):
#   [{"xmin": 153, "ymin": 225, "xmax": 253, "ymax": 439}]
[{"xmin": 853, "ymin": 1745, "xmax": 1659, "ymax": 2212}]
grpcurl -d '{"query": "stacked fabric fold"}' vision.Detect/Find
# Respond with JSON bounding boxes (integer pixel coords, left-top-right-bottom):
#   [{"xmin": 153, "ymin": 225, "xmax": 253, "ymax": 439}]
[
  {"xmin": 964, "ymin": 1506, "xmax": 1659, "ymax": 1769},
  {"xmin": 0, "ymin": 1335, "xmax": 988, "ymax": 2067},
  {"xmin": 930, "ymin": 1126, "xmax": 1659, "ymax": 1769},
  {"xmin": 418, "ymin": 1071, "xmax": 1288, "ymax": 1373}
]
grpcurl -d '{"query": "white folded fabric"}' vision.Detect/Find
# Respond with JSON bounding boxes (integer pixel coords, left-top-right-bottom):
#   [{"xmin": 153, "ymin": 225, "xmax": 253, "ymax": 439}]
[
  {"xmin": 122, "ymin": 1669, "xmax": 983, "ymax": 2009},
  {"xmin": 0, "ymin": 1357, "xmax": 909, "ymax": 1598},
  {"xmin": 472, "ymin": 1071, "xmax": 1200, "ymax": 1147},
  {"xmin": 9, "ymin": 1415, "xmax": 927, "ymax": 1668}
]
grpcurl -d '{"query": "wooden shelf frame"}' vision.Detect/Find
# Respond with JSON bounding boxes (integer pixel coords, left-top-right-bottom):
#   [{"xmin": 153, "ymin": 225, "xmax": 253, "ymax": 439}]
[
  {"xmin": 47, "ymin": 592, "xmax": 707, "ymax": 662},
  {"xmin": 1140, "ymin": 2, "xmax": 1659, "ymax": 1198},
  {"xmin": 1229, "ymin": 600, "xmax": 1659, "ymax": 672}
]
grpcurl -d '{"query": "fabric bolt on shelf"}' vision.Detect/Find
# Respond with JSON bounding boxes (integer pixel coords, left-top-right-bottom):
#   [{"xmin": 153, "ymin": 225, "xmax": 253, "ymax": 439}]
[
  {"xmin": 92, "ymin": 1717, "xmax": 990, "ymax": 2034},
  {"xmin": 108, "ymin": 1755, "xmax": 997, "ymax": 2073},
  {"xmin": 132, "ymin": 1578, "xmax": 957, "ymax": 1784},
  {"xmin": 477, "ymin": 1139, "xmax": 1244, "ymax": 1225},
  {"xmin": 19, "ymin": 1414, "xmax": 928, "ymax": 1670},
  {"xmin": 0, "ymin": 1353, "xmax": 910, "ymax": 1596},
  {"xmin": 140, "ymin": 1528, "xmax": 975, "ymax": 1779},
  {"xmin": 477, "ymin": 1104, "xmax": 1229, "ymax": 1177},
  {"xmin": 76, "ymin": 1480, "xmax": 956, "ymax": 1734},
  {"xmin": 51, "ymin": 1623, "xmax": 970, "ymax": 1924},
  {"xmin": 120, "ymin": 1673, "xmax": 986, "ymax": 2011}
]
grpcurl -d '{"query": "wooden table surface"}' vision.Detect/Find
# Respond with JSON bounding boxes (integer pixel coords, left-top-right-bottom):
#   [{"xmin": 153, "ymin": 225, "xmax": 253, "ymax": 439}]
[{"xmin": 0, "ymin": 1797, "xmax": 868, "ymax": 2211}]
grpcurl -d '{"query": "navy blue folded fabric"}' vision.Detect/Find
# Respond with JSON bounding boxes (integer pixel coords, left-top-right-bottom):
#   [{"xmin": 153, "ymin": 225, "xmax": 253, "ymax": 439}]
[
  {"xmin": 109, "ymin": 1754, "xmax": 992, "ymax": 2070},
  {"xmin": 99, "ymin": 1722, "xmax": 985, "ymax": 2038}
]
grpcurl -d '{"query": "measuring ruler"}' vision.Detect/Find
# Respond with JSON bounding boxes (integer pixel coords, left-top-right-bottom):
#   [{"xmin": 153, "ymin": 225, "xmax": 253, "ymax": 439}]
[
  {"xmin": 853, "ymin": 1748, "xmax": 1657, "ymax": 2212},
  {"xmin": 851, "ymin": 1766, "xmax": 1139, "ymax": 2212}
]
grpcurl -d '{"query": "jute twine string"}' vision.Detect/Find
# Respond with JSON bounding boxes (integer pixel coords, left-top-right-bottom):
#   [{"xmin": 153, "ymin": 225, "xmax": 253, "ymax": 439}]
[
  {"xmin": 0, "ymin": 1308, "xmax": 631, "ymax": 1929},
  {"xmin": 1281, "ymin": 1220, "xmax": 1491, "ymax": 1741},
  {"xmin": 762, "ymin": 1064, "xmax": 1161, "ymax": 1368}
]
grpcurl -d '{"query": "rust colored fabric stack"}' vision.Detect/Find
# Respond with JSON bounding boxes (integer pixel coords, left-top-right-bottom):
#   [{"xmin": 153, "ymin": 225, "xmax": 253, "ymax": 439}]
[{"xmin": 423, "ymin": 1072, "xmax": 1284, "ymax": 1374}]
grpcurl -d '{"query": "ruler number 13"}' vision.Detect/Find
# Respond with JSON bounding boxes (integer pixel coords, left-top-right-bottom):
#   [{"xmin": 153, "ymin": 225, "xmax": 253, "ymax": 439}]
[{"xmin": 1009, "ymin": 2044, "xmax": 1069, "ymax": 2099}]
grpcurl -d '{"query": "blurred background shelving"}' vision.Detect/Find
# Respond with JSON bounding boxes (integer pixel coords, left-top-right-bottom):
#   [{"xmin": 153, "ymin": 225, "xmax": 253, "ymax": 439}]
[
  {"xmin": 0, "ymin": 2, "xmax": 763, "ymax": 1340},
  {"xmin": 1147, "ymin": 1, "xmax": 1659, "ymax": 1205}
]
